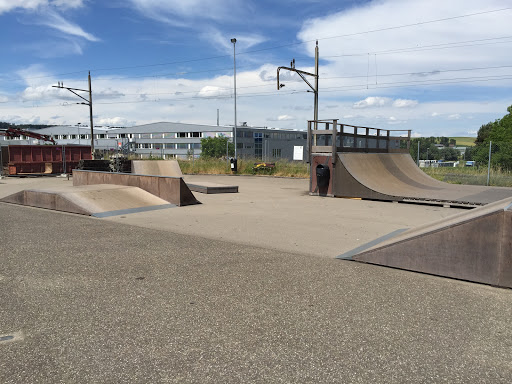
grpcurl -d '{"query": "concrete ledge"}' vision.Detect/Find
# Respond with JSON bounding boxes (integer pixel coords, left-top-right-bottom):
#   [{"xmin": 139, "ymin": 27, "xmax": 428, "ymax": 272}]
[
  {"xmin": 73, "ymin": 170, "xmax": 199, "ymax": 206},
  {"xmin": 187, "ymin": 182, "xmax": 238, "ymax": 194}
]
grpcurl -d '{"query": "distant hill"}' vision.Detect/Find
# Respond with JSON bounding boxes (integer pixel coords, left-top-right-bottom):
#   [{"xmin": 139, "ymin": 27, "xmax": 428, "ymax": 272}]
[
  {"xmin": 449, "ymin": 137, "xmax": 476, "ymax": 146},
  {"xmin": 0, "ymin": 122, "xmax": 55, "ymax": 130}
]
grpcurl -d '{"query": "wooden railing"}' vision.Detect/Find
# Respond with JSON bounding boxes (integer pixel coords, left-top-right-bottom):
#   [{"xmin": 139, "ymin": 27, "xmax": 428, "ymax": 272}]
[{"xmin": 307, "ymin": 119, "xmax": 411, "ymax": 163}]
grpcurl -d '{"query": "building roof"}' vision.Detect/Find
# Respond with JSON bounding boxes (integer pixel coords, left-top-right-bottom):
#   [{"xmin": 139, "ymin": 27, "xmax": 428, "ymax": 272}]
[
  {"xmin": 110, "ymin": 122, "xmax": 232, "ymax": 134},
  {"xmin": 28, "ymin": 126, "xmax": 110, "ymax": 135}
]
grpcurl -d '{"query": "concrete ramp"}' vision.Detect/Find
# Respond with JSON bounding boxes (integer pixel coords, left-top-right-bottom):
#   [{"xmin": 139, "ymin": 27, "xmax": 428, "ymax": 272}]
[
  {"xmin": 338, "ymin": 197, "xmax": 512, "ymax": 288},
  {"xmin": 131, "ymin": 160, "xmax": 238, "ymax": 194},
  {"xmin": 0, "ymin": 185, "xmax": 175, "ymax": 217},
  {"xmin": 73, "ymin": 170, "xmax": 199, "ymax": 206},
  {"xmin": 333, "ymin": 153, "xmax": 512, "ymax": 206},
  {"xmin": 131, "ymin": 160, "xmax": 183, "ymax": 177}
]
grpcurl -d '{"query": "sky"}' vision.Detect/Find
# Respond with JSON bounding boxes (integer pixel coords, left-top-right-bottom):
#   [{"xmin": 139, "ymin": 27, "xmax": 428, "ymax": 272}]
[{"xmin": 0, "ymin": 0, "xmax": 511, "ymax": 137}]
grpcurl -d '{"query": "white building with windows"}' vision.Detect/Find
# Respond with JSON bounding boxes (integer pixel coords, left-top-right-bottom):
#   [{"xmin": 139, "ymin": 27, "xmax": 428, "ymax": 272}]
[{"xmin": 1, "ymin": 121, "xmax": 307, "ymax": 161}]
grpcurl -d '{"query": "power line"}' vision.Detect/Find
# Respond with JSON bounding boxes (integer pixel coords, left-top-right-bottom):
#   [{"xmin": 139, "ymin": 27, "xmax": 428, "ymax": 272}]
[
  {"xmin": 323, "ymin": 65, "xmax": 512, "ymax": 80},
  {"xmin": 323, "ymin": 36, "xmax": 512, "ymax": 58},
  {"xmin": 8, "ymin": 7, "xmax": 511, "ymax": 82}
]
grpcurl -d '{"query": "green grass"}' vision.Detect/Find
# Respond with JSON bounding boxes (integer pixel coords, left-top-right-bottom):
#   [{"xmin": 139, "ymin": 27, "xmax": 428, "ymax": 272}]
[
  {"xmin": 449, "ymin": 137, "xmax": 476, "ymax": 147},
  {"xmin": 177, "ymin": 156, "xmax": 512, "ymax": 186},
  {"xmin": 423, "ymin": 166, "xmax": 512, "ymax": 187},
  {"xmin": 178, "ymin": 158, "xmax": 309, "ymax": 178}
]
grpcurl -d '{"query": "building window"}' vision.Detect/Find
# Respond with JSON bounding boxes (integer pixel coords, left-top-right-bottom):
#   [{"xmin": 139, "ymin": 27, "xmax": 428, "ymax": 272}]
[
  {"xmin": 254, "ymin": 132, "xmax": 263, "ymax": 160},
  {"xmin": 177, "ymin": 132, "xmax": 187, "ymax": 138},
  {"xmin": 190, "ymin": 143, "xmax": 201, "ymax": 149},
  {"xmin": 140, "ymin": 133, "xmax": 151, "ymax": 139},
  {"xmin": 61, "ymin": 135, "xmax": 68, "ymax": 140},
  {"xmin": 272, "ymin": 148, "xmax": 282, "ymax": 158},
  {"xmin": 177, "ymin": 143, "xmax": 188, "ymax": 149},
  {"xmin": 138, "ymin": 143, "xmax": 151, "ymax": 149},
  {"xmin": 237, "ymin": 142, "xmax": 243, "ymax": 149},
  {"xmin": 165, "ymin": 143, "xmax": 175, "ymax": 149},
  {"xmin": 191, "ymin": 132, "xmax": 201, "ymax": 138}
]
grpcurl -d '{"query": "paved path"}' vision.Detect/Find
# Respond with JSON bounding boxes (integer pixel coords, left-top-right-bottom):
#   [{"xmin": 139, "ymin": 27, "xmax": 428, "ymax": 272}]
[{"xmin": 0, "ymin": 175, "xmax": 511, "ymax": 383}]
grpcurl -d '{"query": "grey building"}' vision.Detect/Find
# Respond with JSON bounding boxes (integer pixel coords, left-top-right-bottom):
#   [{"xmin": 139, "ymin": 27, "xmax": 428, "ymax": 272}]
[{"xmin": 1, "ymin": 122, "xmax": 307, "ymax": 161}]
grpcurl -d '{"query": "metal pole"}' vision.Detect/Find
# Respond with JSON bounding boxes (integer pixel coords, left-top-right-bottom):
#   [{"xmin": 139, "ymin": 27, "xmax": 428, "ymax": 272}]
[
  {"xmin": 487, "ymin": 141, "xmax": 492, "ymax": 186},
  {"xmin": 417, "ymin": 141, "xmax": 420, "ymax": 166},
  {"xmin": 231, "ymin": 38, "xmax": 238, "ymax": 160},
  {"xmin": 226, "ymin": 139, "xmax": 229, "ymax": 168},
  {"xmin": 0, "ymin": 145, "xmax": 3, "ymax": 177},
  {"xmin": 88, "ymin": 71, "xmax": 94, "ymax": 159},
  {"xmin": 314, "ymin": 41, "xmax": 319, "ymax": 130},
  {"xmin": 217, "ymin": 109, "xmax": 219, "ymax": 126}
]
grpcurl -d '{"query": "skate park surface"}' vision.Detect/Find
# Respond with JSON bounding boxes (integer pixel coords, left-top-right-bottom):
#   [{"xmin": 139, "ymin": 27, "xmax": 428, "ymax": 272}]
[{"xmin": 1, "ymin": 175, "xmax": 511, "ymax": 382}]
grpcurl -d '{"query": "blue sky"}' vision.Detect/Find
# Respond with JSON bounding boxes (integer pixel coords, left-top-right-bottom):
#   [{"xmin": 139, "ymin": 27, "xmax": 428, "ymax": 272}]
[{"xmin": 0, "ymin": 0, "xmax": 511, "ymax": 137}]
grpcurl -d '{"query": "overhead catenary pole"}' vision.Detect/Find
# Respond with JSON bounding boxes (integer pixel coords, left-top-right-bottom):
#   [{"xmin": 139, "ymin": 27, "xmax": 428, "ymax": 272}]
[
  {"xmin": 314, "ymin": 40, "xmax": 319, "ymax": 129},
  {"xmin": 88, "ymin": 71, "xmax": 94, "ymax": 158},
  {"xmin": 52, "ymin": 72, "xmax": 95, "ymax": 158},
  {"xmin": 276, "ymin": 41, "xmax": 319, "ymax": 130},
  {"xmin": 231, "ymin": 38, "xmax": 238, "ymax": 160}
]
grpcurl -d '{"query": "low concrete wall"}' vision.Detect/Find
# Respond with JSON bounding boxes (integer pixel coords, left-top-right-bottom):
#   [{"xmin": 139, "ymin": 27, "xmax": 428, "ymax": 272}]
[{"xmin": 72, "ymin": 170, "xmax": 199, "ymax": 206}]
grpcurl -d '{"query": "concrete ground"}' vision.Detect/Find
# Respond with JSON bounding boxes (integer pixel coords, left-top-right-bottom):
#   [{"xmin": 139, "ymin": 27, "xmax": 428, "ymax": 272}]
[
  {"xmin": 0, "ymin": 175, "xmax": 464, "ymax": 258},
  {"xmin": 0, "ymin": 175, "xmax": 511, "ymax": 383}
]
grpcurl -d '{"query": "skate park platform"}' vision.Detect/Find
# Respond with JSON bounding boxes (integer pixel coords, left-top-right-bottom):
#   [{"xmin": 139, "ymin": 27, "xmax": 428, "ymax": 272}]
[
  {"xmin": 73, "ymin": 169, "xmax": 199, "ymax": 206},
  {"xmin": 0, "ymin": 184, "xmax": 175, "ymax": 217},
  {"xmin": 131, "ymin": 160, "xmax": 238, "ymax": 194},
  {"xmin": 338, "ymin": 197, "xmax": 512, "ymax": 288},
  {"xmin": 308, "ymin": 119, "xmax": 512, "ymax": 287},
  {"xmin": 308, "ymin": 120, "xmax": 512, "ymax": 207}
]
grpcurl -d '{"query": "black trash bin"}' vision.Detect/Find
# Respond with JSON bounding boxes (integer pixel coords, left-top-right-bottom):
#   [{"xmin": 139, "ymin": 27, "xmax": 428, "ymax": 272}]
[
  {"xmin": 316, "ymin": 164, "xmax": 330, "ymax": 188},
  {"xmin": 230, "ymin": 157, "xmax": 238, "ymax": 172}
]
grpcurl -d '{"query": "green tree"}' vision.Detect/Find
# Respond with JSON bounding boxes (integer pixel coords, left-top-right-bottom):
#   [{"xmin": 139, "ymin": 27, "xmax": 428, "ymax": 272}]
[
  {"xmin": 200, "ymin": 136, "xmax": 234, "ymax": 158},
  {"xmin": 471, "ymin": 105, "xmax": 512, "ymax": 169},
  {"xmin": 438, "ymin": 147, "xmax": 459, "ymax": 161}
]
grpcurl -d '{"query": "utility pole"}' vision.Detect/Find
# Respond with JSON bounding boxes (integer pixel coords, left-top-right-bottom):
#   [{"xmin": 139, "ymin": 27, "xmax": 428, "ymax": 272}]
[
  {"xmin": 231, "ymin": 38, "xmax": 238, "ymax": 160},
  {"xmin": 53, "ymin": 71, "xmax": 95, "ymax": 158},
  {"xmin": 277, "ymin": 41, "xmax": 319, "ymax": 128}
]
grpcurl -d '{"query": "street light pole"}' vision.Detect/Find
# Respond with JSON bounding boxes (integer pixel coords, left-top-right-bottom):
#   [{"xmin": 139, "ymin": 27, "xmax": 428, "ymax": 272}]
[{"xmin": 231, "ymin": 38, "xmax": 237, "ymax": 160}]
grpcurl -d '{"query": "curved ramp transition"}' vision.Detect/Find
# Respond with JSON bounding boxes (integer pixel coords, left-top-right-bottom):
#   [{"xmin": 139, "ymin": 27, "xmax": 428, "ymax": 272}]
[{"xmin": 334, "ymin": 153, "xmax": 512, "ymax": 206}]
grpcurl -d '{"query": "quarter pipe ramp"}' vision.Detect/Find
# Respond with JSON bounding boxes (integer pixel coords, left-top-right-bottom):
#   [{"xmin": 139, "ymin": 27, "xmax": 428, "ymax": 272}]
[{"xmin": 331, "ymin": 153, "xmax": 512, "ymax": 206}]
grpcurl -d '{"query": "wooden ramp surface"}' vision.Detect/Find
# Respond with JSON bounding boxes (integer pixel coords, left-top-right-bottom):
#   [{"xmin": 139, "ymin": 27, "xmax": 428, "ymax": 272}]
[
  {"xmin": 131, "ymin": 160, "xmax": 238, "ymax": 194},
  {"xmin": 0, "ymin": 184, "xmax": 175, "ymax": 217},
  {"xmin": 338, "ymin": 197, "xmax": 512, "ymax": 288},
  {"xmin": 335, "ymin": 153, "xmax": 512, "ymax": 206}
]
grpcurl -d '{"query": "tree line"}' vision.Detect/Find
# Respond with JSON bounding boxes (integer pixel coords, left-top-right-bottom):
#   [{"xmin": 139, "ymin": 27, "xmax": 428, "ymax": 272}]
[
  {"xmin": 465, "ymin": 105, "xmax": 512, "ymax": 170},
  {"xmin": 409, "ymin": 137, "xmax": 460, "ymax": 162}
]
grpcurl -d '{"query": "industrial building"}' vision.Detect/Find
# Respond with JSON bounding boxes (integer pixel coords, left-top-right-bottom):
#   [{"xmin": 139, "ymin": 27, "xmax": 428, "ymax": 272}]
[{"xmin": 0, "ymin": 122, "xmax": 307, "ymax": 161}]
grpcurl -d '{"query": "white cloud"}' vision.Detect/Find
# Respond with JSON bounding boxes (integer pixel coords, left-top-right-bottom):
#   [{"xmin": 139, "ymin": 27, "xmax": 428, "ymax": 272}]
[
  {"xmin": 267, "ymin": 114, "xmax": 296, "ymax": 121},
  {"xmin": 392, "ymin": 99, "xmax": 418, "ymax": 108},
  {"xmin": 128, "ymin": 0, "xmax": 246, "ymax": 25},
  {"xmin": 0, "ymin": 0, "xmax": 84, "ymax": 14},
  {"xmin": 198, "ymin": 86, "xmax": 231, "ymax": 98},
  {"xmin": 202, "ymin": 28, "xmax": 267, "ymax": 54},
  {"xmin": 353, "ymin": 97, "xmax": 391, "ymax": 108},
  {"xmin": 97, "ymin": 117, "xmax": 134, "ymax": 127},
  {"xmin": 448, "ymin": 113, "xmax": 461, "ymax": 120},
  {"xmin": 34, "ymin": 8, "xmax": 99, "ymax": 42},
  {"xmin": 431, "ymin": 112, "xmax": 440, "ymax": 117}
]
